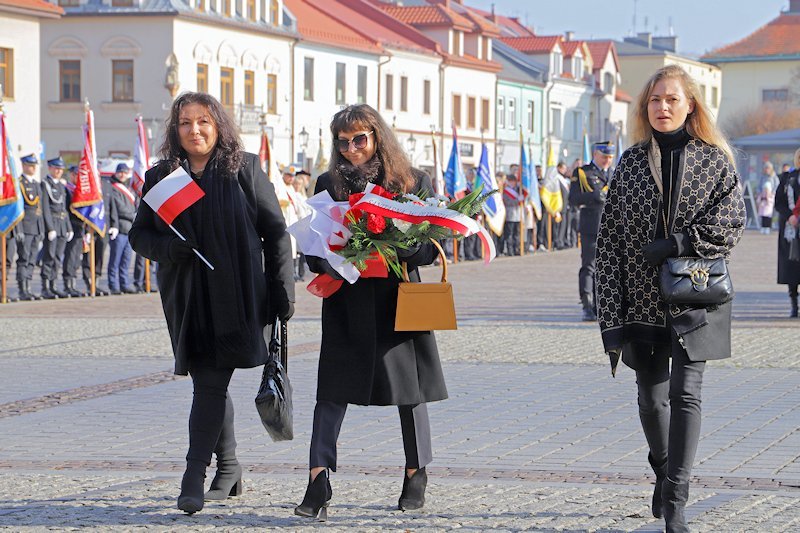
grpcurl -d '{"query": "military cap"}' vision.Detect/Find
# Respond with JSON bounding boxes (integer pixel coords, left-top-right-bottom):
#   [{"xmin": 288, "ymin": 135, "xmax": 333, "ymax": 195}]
[
  {"xmin": 295, "ymin": 169, "xmax": 310, "ymax": 177},
  {"xmin": 47, "ymin": 156, "xmax": 66, "ymax": 169},
  {"xmin": 115, "ymin": 162, "xmax": 131, "ymax": 173},
  {"xmin": 68, "ymin": 165, "xmax": 79, "ymax": 173},
  {"xmin": 593, "ymin": 141, "xmax": 615, "ymax": 155},
  {"xmin": 20, "ymin": 154, "xmax": 39, "ymax": 165}
]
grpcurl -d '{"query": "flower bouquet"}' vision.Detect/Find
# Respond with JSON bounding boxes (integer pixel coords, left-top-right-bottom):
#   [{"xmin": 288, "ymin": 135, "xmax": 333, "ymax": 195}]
[{"xmin": 287, "ymin": 183, "xmax": 497, "ymax": 297}]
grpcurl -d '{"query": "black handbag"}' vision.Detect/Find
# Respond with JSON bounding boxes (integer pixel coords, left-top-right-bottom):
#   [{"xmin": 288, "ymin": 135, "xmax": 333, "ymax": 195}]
[
  {"xmin": 659, "ymin": 257, "xmax": 734, "ymax": 306},
  {"xmin": 790, "ymin": 234, "xmax": 800, "ymax": 262},
  {"xmin": 255, "ymin": 318, "xmax": 293, "ymax": 441}
]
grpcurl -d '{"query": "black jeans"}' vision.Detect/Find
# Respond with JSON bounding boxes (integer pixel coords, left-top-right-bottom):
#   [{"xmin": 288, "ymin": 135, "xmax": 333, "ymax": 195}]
[
  {"xmin": 309, "ymin": 400, "xmax": 432, "ymax": 471},
  {"xmin": 635, "ymin": 334, "xmax": 705, "ymax": 484},
  {"xmin": 186, "ymin": 364, "xmax": 236, "ymax": 465}
]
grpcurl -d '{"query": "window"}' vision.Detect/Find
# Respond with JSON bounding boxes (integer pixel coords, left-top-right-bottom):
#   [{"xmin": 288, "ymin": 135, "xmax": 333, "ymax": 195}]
[
  {"xmin": 111, "ymin": 0, "xmax": 133, "ymax": 6},
  {"xmin": 497, "ymin": 96, "xmax": 505, "ymax": 128},
  {"xmin": 385, "ymin": 74, "xmax": 393, "ymax": 110},
  {"xmin": 482, "ymin": 37, "xmax": 490, "ymax": 60},
  {"xmin": 335, "ymin": 62, "xmax": 346, "ymax": 105},
  {"xmin": 223, "ymin": 0, "xmax": 231, "ymax": 16},
  {"xmin": 112, "ymin": 60, "xmax": 133, "ymax": 102},
  {"xmin": 452, "ymin": 30, "xmax": 461, "ymax": 55},
  {"xmin": 574, "ymin": 56, "xmax": 583, "ymax": 78},
  {"xmin": 267, "ymin": 74, "xmax": 277, "ymax": 114},
  {"xmin": 247, "ymin": 0, "xmax": 256, "ymax": 20},
  {"xmin": 507, "ymin": 97, "xmax": 516, "ymax": 129},
  {"xmin": 59, "ymin": 59, "xmax": 80, "ymax": 102},
  {"xmin": 220, "ymin": 67, "xmax": 234, "ymax": 109},
  {"xmin": 423, "ymin": 80, "xmax": 431, "ymax": 115},
  {"xmin": 481, "ymin": 98, "xmax": 490, "ymax": 131},
  {"xmin": 551, "ymin": 107, "xmax": 562, "ymax": 137},
  {"xmin": 357, "ymin": 66, "xmax": 367, "ymax": 104},
  {"xmin": 527, "ymin": 100, "xmax": 534, "ymax": 133},
  {"xmin": 452, "ymin": 94, "xmax": 462, "ymax": 127},
  {"xmin": 304, "ymin": 57, "xmax": 314, "ymax": 101},
  {"xmin": 400, "ymin": 76, "xmax": 408, "ymax": 112},
  {"xmin": 570, "ymin": 111, "xmax": 582, "ymax": 140},
  {"xmin": 763, "ymin": 88, "xmax": 788, "ymax": 103},
  {"xmin": 604, "ymin": 72, "xmax": 614, "ymax": 94},
  {"xmin": 196, "ymin": 63, "xmax": 208, "ymax": 93},
  {"xmin": 467, "ymin": 96, "xmax": 476, "ymax": 129},
  {"xmin": 0, "ymin": 48, "xmax": 13, "ymax": 99},
  {"xmin": 700, "ymin": 84, "xmax": 707, "ymax": 103},
  {"xmin": 712, "ymin": 86, "xmax": 719, "ymax": 107},
  {"xmin": 270, "ymin": 0, "xmax": 279, "ymax": 24},
  {"xmin": 244, "ymin": 70, "xmax": 254, "ymax": 105},
  {"xmin": 552, "ymin": 50, "xmax": 562, "ymax": 76},
  {"xmin": 58, "ymin": 0, "xmax": 80, "ymax": 6}
]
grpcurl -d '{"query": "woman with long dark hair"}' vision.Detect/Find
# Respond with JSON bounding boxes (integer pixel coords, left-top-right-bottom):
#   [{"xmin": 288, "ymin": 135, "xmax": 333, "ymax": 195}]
[
  {"xmin": 129, "ymin": 92, "xmax": 295, "ymax": 514},
  {"xmin": 294, "ymin": 104, "xmax": 447, "ymax": 520},
  {"xmin": 775, "ymin": 148, "xmax": 800, "ymax": 317},
  {"xmin": 595, "ymin": 65, "xmax": 744, "ymax": 532}
]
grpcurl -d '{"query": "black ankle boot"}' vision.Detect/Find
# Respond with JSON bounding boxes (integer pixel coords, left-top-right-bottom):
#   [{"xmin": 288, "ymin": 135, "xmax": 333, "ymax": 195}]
[
  {"xmin": 18, "ymin": 280, "xmax": 34, "ymax": 301},
  {"xmin": 398, "ymin": 467, "xmax": 427, "ymax": 511},
  {"xmin": 40, "ymin": 280, "xmax": 57, "ymax": 299},
  {"xmin": 50, "ymin": 280, "xmax": 67, "ymax": 299},
  {"xmin": 648, "ymin": 454, "xmax": 667, "ymax": 519},
  {"xmin": 790, "ymin": 292, "xmax": 798, "ymax": 318},
  {"xmin": 295, "ymin": 470, "xmax": 331, "ymax": 521},
  {"xmin": 177, "ymin": 460, "xmax": 207, "ymax": 515},
  {"xmin": 205, "ymin": 458, "xmax": 242, "ymax": 501},
  {"xmin": 662, "ymin": 478, "xmax": 690, "ymax": 533}
]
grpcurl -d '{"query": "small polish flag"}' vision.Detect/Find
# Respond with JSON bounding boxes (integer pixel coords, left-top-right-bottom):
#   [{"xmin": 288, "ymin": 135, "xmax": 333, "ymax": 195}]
[{"xmin": 142, "ymin": 166, "xmax": 204, "ymax": 225}]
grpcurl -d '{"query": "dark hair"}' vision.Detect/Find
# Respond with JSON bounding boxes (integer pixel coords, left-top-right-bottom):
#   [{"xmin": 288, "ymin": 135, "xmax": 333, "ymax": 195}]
[
  {"xmin": 159, "ymin": 92, "xmax": 243, "ymax": 177},
  {"xmin": 328, "ymin": 104, "xmax": 413, "ymax": 194}
]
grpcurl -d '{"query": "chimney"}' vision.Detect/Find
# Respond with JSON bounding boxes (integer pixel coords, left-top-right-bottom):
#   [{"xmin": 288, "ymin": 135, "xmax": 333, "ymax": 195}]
[
  {"xmin": 652, "ymin": 35, "xmax": 678, "ymax": 52},
  {"xmin": 491, "ymin": 2, "xmax": 498, "ymax": 23},
  {"xmin": 790, "ymin": 0, "xmax": 800, "ymax": 13},
  {"xmin": 564, "ymin": 30, "xmax": 574, "ymax": 41},
  {"xmin": 636, "ymin": 31, "xmax": 652, "ymax": 48}
]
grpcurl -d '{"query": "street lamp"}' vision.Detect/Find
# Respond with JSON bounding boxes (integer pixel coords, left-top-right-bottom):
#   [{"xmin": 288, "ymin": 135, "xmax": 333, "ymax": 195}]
[
  {"xmin": 405, "ymin": 133, "xmax": 417, "ymax": 155},
  {"xmin": 299, "ymin": 126, "xmax": 309, "ymax": 168}
]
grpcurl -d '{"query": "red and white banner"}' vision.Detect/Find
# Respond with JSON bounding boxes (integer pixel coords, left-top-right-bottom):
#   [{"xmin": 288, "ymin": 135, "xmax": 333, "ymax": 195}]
[
  {"xmin": 113, "ymin": 181, "xmax": 137, "ymax": 206},
  {"xmin": 70, "ymin": 107, "xmax": 107, "ymax": 236},
  {"xmin": 0, "ymin": 111, "xmax": 17, "ymax": 206},
  {"xmin": 142, "ymin": 166, "xmax": 204, "ymax": 225},
  {"xmin": 132, "ymin": 116, "xmax": 149, "ymax": 196}
]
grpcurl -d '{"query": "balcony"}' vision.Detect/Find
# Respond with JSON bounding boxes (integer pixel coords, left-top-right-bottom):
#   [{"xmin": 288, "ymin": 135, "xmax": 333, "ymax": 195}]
[{"xmin": 229, "ymin": 103, "xmax": 262, "ymax": 134}]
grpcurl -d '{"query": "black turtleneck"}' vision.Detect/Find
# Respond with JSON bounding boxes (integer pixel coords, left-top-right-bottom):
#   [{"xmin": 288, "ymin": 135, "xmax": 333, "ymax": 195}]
[{"xmin": 653, "ymin": 126, "xmax": 692, "ymax": 248}]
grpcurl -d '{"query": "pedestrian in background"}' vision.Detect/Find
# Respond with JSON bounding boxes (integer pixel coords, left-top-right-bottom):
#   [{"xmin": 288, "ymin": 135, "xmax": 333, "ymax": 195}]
[
  {"xmin": 107, "ymin": 163, "xmax": 137, "ymax": 295},
  {"xmin": 776, "ymin": 148, "xmax": 800, "ymax": 317},
  {"xmin": 501, "ymin": 173, "xmax": 521, "ymax": 255},
  {"xmin": 757, "ymin": 161, "xmax": 779, "ymax": 234},
  {"xmin": 295, "ymin": 104, "xmax": 447, "ymax": 520},
  {"xmin": 596, "ymin": 64, "xmax": 744, "ymax": 532},
  {"xmin": 129, "ymin": 92, "xmax": 295, "ymax": 515}
]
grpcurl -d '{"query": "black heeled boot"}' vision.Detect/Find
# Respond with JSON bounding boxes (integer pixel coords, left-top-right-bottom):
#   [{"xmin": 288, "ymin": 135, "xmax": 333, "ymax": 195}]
[
  {"xmin": 662, "ymin": 478, "xmax": 690, "ymax": 533},
  {"xmin": 40, "ymin": 279, "xmax": 57, "ymax": 299},
  {"xmin": 398, "ymin": 467, "xmax": 427, "ymax": 511},
  {"xmin": 177, "ymin": 460, "xmax": 207, "ymax": 515},
  {"xmin": 648, "ymin": 454, "xmax": 667, "ymax": 519},
  {"xmin": 205, "ymin": 459, "xmax": 242, "ymax": 500},
  {"xmin": 295, "ymin": 470, "xmax": 332, "ymax": 521},
  {"xmin": 790, "ymin": 287, "xmax": 798, "ymax": 318}
]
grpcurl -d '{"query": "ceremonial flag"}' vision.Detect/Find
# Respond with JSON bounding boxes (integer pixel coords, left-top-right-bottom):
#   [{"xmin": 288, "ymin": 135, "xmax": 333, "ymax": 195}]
[
  {"xmin": 0, "ymin": 111, "xmax": 23, "ymax": 235},
  {"xmin": 521, "ymin": 133, "xmax": 541, "ymax": 220},
  {"xmin": 70, "ymin": 107, "xmax": 106, "ymax": 236},
  {"xmin": 477, "ymin": 142, "xmax": 505, "ymax": 236},
  {"xmin": 142, "ymin": 166, "xmax": 204, "ymax": 225},
  {"xmin": 259, "ymin": 130, "xmax": 292, "ymax": 211},
  {"xmin": 430, "ymin": 130, "xmax": 444, "ymax": 196},
  {"xmin": 582, "ymin": 130, "xmax": 591, "ymax": 164},
  {"xmin": 546, "ymin": 141, "xmax": 556, "ymax": 169},
  {"xmin": 131, "ymin": 116, "xmax": 149, "ymax": 196},
  {"xmin": 444, "ymin": 124, "xmax": 466, "ymax": 199}
]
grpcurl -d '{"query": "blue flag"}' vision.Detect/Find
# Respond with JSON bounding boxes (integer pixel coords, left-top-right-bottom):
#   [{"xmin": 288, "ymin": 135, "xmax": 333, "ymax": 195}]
[
  {"xmin": 521, "ymin": 139, "xmax": 541, "ymax": 219},
  {"xmin": 582, "ymin": 131, "xmax": 591, "ymax": 163},
  {"xmin": 444, "ymin": 124, "xmax": 466, "ymax": 198},
  {"xmin": 477, "ymin": 143, "xmax": 505, "ymax": 236},
  {"xmin": 0, "ymin": 115, "xmax": 23, "ymax": 235}
]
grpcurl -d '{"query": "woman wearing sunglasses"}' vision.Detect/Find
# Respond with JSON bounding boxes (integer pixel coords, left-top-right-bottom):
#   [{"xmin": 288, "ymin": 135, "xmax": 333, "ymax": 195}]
[{"xmin": 294, "ymin": 104, "xmax": 448, "ymax": 520}]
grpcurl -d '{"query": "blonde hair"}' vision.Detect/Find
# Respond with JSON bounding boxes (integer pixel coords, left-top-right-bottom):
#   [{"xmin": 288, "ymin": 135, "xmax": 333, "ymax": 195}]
[{"xmin": 630, "ymin": 65, "xmax": 734, "ymax": 164}]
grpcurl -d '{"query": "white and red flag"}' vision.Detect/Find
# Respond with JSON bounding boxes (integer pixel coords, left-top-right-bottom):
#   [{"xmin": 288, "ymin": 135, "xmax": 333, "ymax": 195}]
[
  {"xmin": 70, "ymin": 107, "xmax": 106, "ymax": 236},
  {"xmin": 131, "ymin": 116, "xmax": 149, "ymax": 196}
]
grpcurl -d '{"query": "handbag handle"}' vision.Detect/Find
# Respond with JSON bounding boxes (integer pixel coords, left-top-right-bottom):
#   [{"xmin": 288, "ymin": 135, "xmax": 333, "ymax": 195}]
[{"xmin": 401, "ymin": 238, "xmax": 447, "ymax": 283}]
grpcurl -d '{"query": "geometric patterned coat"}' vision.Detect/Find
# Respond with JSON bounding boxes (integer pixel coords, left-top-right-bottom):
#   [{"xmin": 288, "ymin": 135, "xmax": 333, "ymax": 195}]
[{"xmin": 596, "ymin": 138, "xmax": 745, "ymax": 362}]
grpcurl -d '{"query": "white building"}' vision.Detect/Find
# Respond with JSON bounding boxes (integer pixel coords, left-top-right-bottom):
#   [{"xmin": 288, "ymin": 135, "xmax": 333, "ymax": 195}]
[
  {"xmin": 0, "ymin": 0, "xmax": 62, "ymax": 159},
  {"xmin": 40, "ymin": 0, "xmax": 296, "ymax": 165}
]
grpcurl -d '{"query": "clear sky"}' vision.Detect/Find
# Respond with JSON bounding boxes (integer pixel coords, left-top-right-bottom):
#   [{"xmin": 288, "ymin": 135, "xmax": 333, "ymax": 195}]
[{"xmin": 465, "ymin": 0, "xmax": 788, "ymax": 57}]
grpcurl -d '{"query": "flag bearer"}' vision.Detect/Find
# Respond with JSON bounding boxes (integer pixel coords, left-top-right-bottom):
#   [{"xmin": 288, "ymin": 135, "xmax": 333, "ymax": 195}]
[
  {"xmin": 40, "ymin": 156, "xmax": 73, "ymax": 299},
  {"xmin": 62, "ymin": 165, "xmax": 86, "ymax": 297},
  {"xmin": 16, "ymin": 154, "xmax": 44, "ymax": 300}
]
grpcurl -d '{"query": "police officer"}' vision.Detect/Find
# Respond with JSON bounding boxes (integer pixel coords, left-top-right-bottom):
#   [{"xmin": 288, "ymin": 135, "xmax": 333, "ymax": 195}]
[
  {"xmin": 569, "ymin": 141, "xmax": 614, "ymax": 321},
  {"xmin": 16, "ymin": 154, "xmax": 44, "ymax": 300},
  {"xmin": 107, "ymin": 163, "xmax": 137, "ymax": 294},
  {"xmin": 40, "ymin": 157, "xmax": 73, "ymax": 299},
  {"xmin": 62, "ymin": 165, "xmax": 86, "ymax": 297}
]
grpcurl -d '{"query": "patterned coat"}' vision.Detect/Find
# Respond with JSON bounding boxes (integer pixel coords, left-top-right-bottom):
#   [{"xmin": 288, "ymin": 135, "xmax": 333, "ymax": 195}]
[{"xmin": 596, "ymin": 138, "xmax": 745, "ymax": 362}]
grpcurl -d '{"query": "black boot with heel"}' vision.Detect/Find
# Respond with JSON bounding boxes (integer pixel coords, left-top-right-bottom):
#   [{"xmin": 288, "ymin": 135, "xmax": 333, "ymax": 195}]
[
  {"xmin": 205, "ymin": 459, "xmax": 242, "ymax": 500},
  {"xmin": 662, "ymin": 478, "xmax": 690, "ymax": 533},
  {"xmin": 398, "ymin": 467, "xmax": 427, "ymax": 511},
  {"xmin": 295, "ymin": 470, "xmax": 331, "ymax": 521},
  {"xmin": 648, "ymin": 454, "xmax": 667, "ymax": 519},
  {"xmin": 177, "ymin": 460, "xmax": 207, "ymax": 515}
]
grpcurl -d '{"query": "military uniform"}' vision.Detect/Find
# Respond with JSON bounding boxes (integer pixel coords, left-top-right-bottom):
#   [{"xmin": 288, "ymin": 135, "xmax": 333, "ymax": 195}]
[
  {"xmin": 40, "ymin": 157, "xmax": 72, "ymax": 298},
  {"xmin": 569, "ymin": 143, "xmax": 613, "ymax": 320},
  {"xmin": 16, "ymin": 154, "xmax": 44, "ymax": 300},
  {"xmin": 62, "ymin": 166, "xmax": 86, "ymax": 297}
]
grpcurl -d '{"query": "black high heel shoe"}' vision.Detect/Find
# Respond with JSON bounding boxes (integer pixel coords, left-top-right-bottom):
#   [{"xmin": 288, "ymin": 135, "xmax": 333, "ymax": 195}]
[
  {"xmin": 205, "ymin": 461, "xmax": 243, "ymax": 501},
  {"xmin": 294, "ymin": 470, "xmax": 332, "ymax": 521},
  {"xmin": 177, "ymin": 460, "xmax": 207, "ymax": 515},
  {"xmin": 398, "ymin": 467, "xmax": 427, "ymax": 511}
]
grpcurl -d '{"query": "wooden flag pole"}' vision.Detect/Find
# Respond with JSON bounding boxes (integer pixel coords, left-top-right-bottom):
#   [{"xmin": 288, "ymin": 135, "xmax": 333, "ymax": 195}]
[
  {"xmin": 453, "ymin": 238, "xmax": 458, "ymax": 264},
  {"xmin": 547, "ymin": 214, "xmax": 553, "ymax": 251},
  {"xmin": 1, "ymin": 233, "xmax": 6, "ymax": 304},
  {"xmin": 144, "ymin": 258, "xmax": 151, "ymax": 292},
  {"xmin": 90, "ymin": 232, "xmax": 96, "ymax": 297}
]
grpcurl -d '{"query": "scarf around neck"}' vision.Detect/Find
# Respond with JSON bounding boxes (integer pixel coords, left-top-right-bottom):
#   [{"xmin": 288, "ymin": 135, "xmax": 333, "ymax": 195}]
[{"xmin": 334, "ymin": 156, "xmax": 383, "ymax": 200}]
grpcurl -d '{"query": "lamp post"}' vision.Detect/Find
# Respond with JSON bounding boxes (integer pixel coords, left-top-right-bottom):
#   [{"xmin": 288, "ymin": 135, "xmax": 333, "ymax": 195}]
[
  {"xmin": 405, "ymin": 132, "xmax": 417, "ymax": 158},
  {"xmin": 298, "ymin": 126, "xmax": 309, "ymax": 170}
]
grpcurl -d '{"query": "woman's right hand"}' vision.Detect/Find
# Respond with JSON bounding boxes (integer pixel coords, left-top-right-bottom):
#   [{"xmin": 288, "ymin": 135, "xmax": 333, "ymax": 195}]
[
  {"xmin": 306, "ymin": 256, "xmax": 344, "ymax": 280},
  {"xmin": 790, "ymin": 215, "xmax": 799, "ymax": 227},
  {"xmin": 168, "ymin": 238, "xmax": 197, "ymax": 263}
]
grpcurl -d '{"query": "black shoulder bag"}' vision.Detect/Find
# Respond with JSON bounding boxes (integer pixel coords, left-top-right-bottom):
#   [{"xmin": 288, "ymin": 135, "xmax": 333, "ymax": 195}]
[{"xmin": 255, "ymin": 318, "xmax": 293, "ymax": 441}]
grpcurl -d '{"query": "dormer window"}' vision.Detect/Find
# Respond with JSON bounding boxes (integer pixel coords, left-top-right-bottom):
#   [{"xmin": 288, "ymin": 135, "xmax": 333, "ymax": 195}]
[
  {"xmin": 603, "ymin": 72, "xmax": 614, "ymax": 94},
  {"xmin": 574, "ymin": 56, "xmax": 583, "ymax": 78},
  {"xmin": 452, "ymin": 30, "xmax": 462, "ymax": 56},
  {"xmin": 482, "ymin": 37, "xmax": 491, "ymax": 60},
  {"xmin": 552, "ymin": 49, "xmax": 562, "ymax": 76}
]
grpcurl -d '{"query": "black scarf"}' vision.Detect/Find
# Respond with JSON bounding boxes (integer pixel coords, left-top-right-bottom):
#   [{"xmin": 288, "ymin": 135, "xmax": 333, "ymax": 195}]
[{"xmin": 334, "ymin": 156, "xmax": 383, "ymax": 200}]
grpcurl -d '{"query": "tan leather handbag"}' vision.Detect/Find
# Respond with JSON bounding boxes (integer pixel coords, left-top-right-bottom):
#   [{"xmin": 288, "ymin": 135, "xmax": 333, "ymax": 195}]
[{"xmin": 395, "ymin": 239, "xmax": 457, "ymax": 331}]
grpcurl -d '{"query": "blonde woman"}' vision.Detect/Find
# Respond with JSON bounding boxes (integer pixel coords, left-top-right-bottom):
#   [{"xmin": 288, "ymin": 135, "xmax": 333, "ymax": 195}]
[{"xmin": 595, "ymin": 65, "xmax": 745, "ymax": 532}]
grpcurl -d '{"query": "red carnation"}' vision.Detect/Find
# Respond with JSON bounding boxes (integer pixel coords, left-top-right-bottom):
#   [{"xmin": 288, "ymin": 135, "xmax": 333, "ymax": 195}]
[
  {"xmin": 348, "ymin": 192, "xmax": 365, "ymax": 206},
  {"xmin": 367, "ymin": 213, "xmax": 387, "ymax": 234}
]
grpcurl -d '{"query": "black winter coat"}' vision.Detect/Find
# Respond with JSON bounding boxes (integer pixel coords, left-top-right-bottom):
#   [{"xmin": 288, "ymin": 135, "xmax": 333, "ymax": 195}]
[
  {"xmin": 309, "ymin": 170, "xmax": 448, "ymax": 406},
  {"xmin": 129, "ymin": 152, "xmax": 295, "ymax": 375},
  {"xmin": 774, "ymin": 169, "xmax": 800, "ymax": 286},
  {"xmin": 109, "ymin": 180, "xmax": 137, "ymax": 235},
  {"xmin": 19, "ymin": 176, "xmax": 44, "ymax": 236}
]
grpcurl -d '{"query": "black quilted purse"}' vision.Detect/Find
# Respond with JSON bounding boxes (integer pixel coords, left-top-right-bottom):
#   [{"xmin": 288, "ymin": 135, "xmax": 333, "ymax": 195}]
[
  {"xmin": 255, "ymin": 318, "xmax": 293, "ymax": 441},
  {"xmin": 659, "ymin": 257, "xmax": 734, "ymax": 306}
]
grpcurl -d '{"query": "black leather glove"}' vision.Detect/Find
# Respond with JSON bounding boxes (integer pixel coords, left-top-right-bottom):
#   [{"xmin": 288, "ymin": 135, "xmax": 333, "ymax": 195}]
[
  {"xmin": 307, "ymin": 256, "xmax": 344, "ymax": 280},
  {"xmin": 641, "ymin": 238, "xmax": 677, "ymax": 266},
  {"xmin": 277, "ymin": 300, "xmax": 295, "ymax": 321},
  {"xmin": 396, "ymin": 242, "xmax": 422, "ymax": 259},
  {"xmin": 168, "ymin": 238, "xmax": 197, "ymax": 263}
]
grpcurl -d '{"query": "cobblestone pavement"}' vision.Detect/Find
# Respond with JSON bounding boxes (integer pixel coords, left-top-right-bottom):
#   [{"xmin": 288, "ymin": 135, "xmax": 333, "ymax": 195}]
[{"xmin": 0, "ymin": 231, "xmax": 798, "ymax": 531}]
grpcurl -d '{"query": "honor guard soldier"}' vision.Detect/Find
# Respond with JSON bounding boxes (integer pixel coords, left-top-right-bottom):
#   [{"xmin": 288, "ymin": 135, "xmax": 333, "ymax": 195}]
[
  {"xmin": 16, "ymin": 154, "xmax": 44, "ymax": 300},
  {"xmin": 569, "ymin": 141, "xmax": 615, "ymax": 321},
  {"xmin": 62, "ymin": 165, "xmax": 86, "ymax": 297},
  {"xmin": 41, "ymin": 156, "xmax": 73, "ymax": 299}
]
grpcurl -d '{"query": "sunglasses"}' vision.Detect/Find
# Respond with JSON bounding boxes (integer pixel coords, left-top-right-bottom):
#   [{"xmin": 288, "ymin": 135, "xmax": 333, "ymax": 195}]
[{"xmin": 336, "ymin": 131, "xmax": 374, "ymax": 153}]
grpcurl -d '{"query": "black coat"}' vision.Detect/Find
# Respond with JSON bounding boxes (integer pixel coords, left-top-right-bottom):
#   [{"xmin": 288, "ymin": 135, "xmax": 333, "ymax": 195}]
[
  {"xmin": 108, "ymin": 179, "xmax": 137, "ymax": 235},
  {"xmin": 774, "ymin": 169, "xmax": 800, "ymax": 286},
  {"xmin": 129, "ymin": 152, "xmax": 295, "ymax": 375},
  {"xmin": 569, "ymin": 162, "xmax": 610, "ymax": 236},
  {"xmin": 309, "ymin": 170, "xmax": 448, "ymax": 406},
  {"xmin": 19, "ymin": 176, "xmax": 44, "ymax": 236}
]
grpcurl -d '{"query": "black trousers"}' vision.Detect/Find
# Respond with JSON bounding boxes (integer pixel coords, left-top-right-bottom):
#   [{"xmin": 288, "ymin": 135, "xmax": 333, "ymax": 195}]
[
  {"xmin": 63, "ymin": 223, "xmax": 84, "ymax": 282},
  {"xmin": 309, "ymin": 400, "xmax": 432, "ymax": 471},
  {"xmin": 186, "ymin": 364, "xmax": 237, "ymax": 465},
  {"xmin": 635, "ymin": 333, "xmax": 705, "ymax": 484},
  {"xmin": 41, "ymin": 236, "xmax": 67, "ymax": 282},
  {"xmin": 503, "ymin": 221, "xmax": 520, "ymax": 255},
  {"xmin": 16, "ymin": 234, "xmax": 41, "ymax": 282},
  {"xmin": 82, "ymin": 232, "xmax": 107, "ymax": 284},
  {"xmin": 578, "ymin": 233, "xmax": 597, "ymax": 298}
]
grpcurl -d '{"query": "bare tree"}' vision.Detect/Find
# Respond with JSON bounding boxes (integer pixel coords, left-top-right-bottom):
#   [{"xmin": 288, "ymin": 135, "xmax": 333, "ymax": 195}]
[{"xmin": 723, "ymin": 102, "xmax": 800, "ymax": 140}]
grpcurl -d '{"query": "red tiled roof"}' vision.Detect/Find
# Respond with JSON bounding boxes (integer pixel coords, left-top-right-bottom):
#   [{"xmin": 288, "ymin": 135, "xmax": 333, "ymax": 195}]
[
  {"xmin": 443, "ymin": 52, "xmax": 502, "ymax": 73},
  {"xmin": 586, "ymin": 41, "xmax": 620, "ymax": 71},
  {"xmin": 702, "ymin": 13, "xmax": 800, "ymax": 59},
  {"xmin": 0, "ymin": 0, "xmax": 62, "ymax": 16},
  {"xmin": 459, "ymin": 7, "xmax": 502, "ymax": 37},
  {"xmin": 284, "ymin": 0, "xmax": 383, "ymax": 54},
  {"xmin": 470, "ymin": 7, "xmax": 534, "ymax": 37},
  {"xmin": 502, "ymin": 35, "xmax": 562, "ymax": 54},
  {"xmin": 561, "ymin": 41, "xmax": 583, "ymax": 58},
  {"xmin": 616, "ymin": 88, "xmax": 633, "ymax": 103},
  {"xmin": 381, "ymin": 4, "xmax": 474, "ymax": 32}
]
